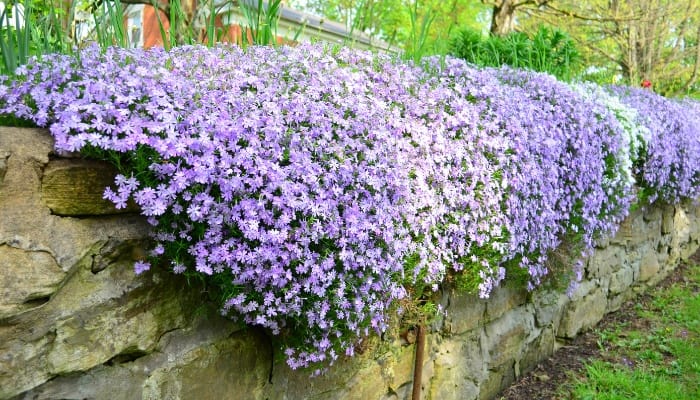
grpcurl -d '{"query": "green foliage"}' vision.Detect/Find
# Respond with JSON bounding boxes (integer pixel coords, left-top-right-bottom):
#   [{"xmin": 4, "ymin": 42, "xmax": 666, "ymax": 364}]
[
  {"xmin": 160, "ymin": 0, "xmax": 190, "ymax": 48},
  {"xmin": 403, "ymin": 0, "xmax": 435, "ymax": 62},
  {"xmin": 0, "ymin": 0, "xmax": 69, "ymax": 76},
  {"xmin": 574, "ymin": 360, "xmax": 693, "ymax": 400},
  {"xmin": 449, "ymin": 25, "xmax": 581, "ymax": 81},
  {"xmin": 290, "ymin": 0, "xmax": 490, "ymax": 58},
  {"xmin": 93, "ymin": 0, "xmax": 128, "ymax": 48},
  {"xmin": 239, "ymin": 0, "xmax": 282, "ymax": 47},
  {"xmin": 580, "ymin": 67, "xmax": 620, "ymax": 86},
  {"xmin": 152, "ymin": 0, "xmax": 224, "ymax": 49},
  {"xmin": 515, "ymin": 0, "xmax": 700, "ymax": 98},
  {"xmin": 205, "ymin": 0, "xmax": 217, "ymax": 47},
  {"xmin": 0, "ymin": 3, "xmax": 29, "ymax": 76}
]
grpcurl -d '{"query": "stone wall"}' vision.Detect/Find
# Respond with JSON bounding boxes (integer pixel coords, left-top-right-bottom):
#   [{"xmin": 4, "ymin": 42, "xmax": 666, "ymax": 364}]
[{"xmin": 2, "ymin": 127, "xmax": 699, "ymax": 400}]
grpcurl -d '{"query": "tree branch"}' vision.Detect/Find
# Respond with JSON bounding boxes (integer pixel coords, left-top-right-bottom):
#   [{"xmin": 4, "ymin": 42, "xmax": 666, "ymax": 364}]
[{"xmin": 542, "ymin": 3, "xmax": 641, "ymax": 23}]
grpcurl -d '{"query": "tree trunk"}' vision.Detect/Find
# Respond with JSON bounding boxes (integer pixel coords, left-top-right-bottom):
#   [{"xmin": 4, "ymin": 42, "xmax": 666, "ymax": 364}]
[{"xmin": 490, "ymin": 0, "xmax": 517, "ymax": 35}]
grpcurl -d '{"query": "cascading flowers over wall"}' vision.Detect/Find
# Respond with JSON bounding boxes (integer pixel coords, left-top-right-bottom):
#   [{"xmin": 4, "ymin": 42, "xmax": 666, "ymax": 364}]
[{"xmin": 1, "ymin": 43, "xmax": 699, "ymax": 371}]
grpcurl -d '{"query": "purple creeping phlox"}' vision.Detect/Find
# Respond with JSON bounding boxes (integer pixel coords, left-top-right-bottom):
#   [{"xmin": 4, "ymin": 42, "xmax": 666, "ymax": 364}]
[
  {"xmin": 1, "ymin": 44, "xmax": 700, "ymax": 370},
  {"xmin": 425, "ymin": 58, "xmax": 635, "ymax": 294},
  {"xmin": 0, "ymin": 44, "xmax": 509, "ymax": 369},
  {"xmin": 609, "ymin": 85, "xmax": 700, "ymax": 204}
]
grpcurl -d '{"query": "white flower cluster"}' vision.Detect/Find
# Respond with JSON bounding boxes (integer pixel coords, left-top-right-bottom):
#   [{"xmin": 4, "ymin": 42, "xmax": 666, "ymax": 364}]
[{"xmin": 572, "ymin": 82, "xmax": 650, "ymax": 189}]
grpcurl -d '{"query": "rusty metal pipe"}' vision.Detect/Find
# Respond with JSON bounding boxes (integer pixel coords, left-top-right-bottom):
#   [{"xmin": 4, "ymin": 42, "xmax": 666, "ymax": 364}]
[{"xmin": 412, "ymin": 324, "xmax": 426, "ymax": 400}]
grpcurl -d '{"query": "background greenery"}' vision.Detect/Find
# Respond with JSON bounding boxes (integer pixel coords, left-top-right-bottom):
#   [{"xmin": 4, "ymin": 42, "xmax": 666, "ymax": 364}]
[
  {"xmin": 289, "ymin": 0, "xmax": 699, "ymax": 97},
  {"xmin": 1, "ymin": 0, "xmax": 697, "ymax": 97}
]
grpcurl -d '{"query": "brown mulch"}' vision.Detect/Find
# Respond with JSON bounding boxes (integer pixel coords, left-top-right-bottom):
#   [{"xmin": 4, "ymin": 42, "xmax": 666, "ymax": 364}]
[{"xmin": 496, "ymin": 251, "xmax": 700, "ymax": 400}]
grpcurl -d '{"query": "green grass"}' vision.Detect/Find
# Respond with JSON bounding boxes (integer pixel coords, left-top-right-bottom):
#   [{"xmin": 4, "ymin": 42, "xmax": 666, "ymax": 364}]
[{"xmin": 561, "ymin": 262, "xmax": 700, "ymax": 399}]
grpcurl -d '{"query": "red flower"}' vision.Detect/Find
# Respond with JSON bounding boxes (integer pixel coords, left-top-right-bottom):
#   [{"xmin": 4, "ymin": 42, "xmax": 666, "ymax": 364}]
[{"xmin": 641, "ymin": 79, "xmax": 652, "ymax": 88}]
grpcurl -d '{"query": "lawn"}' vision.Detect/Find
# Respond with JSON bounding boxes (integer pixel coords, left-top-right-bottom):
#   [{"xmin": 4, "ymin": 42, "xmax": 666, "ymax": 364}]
[
  {"xmin": 499, "ymin": 254, "xmax": 700, "ymax": 400},
  {"xmin": 567, "ymin": 261, "xmax": 700, "ymax": 399}
]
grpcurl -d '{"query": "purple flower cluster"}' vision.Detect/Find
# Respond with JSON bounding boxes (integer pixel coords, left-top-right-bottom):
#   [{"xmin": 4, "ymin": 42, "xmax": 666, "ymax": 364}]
[
  {"xmin": 0, "ymin": 44, "xmax": 510, "ymax": 368},
  {"xmin": 609, "ymin": 86, "xmax": 700, "ymax": 203},
  {"xmin": 428, "ymin": 58, "xmax": 634, "ymax": 290},
  {"xmin": 1, "ymin": 44, "xmax": 699, "ymax": 369}
]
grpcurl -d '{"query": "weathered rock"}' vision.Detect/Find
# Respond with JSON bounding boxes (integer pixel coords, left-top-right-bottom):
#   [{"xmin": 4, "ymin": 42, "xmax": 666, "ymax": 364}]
[
  {"xmin": 0, "ymin": 329, "xmax": 56, "ymax": 400},
  {"xmin": 0, "ymin": 128, "xmax": 53, "ymax": 212},
  {"xmin": 429, "ymin": 377, "xmax": 479, "ymax": 400},
  {"xmin": 379, "ymin": 342, "xmax": 416, "ymax": 393},
  {"xmin": 667, "ymin": 206, "xmax": 692, "ymax": 266},
  {"xmin": 639, "ymin": 250, "xmax": 661, "ymax": 281},
  {"xmin": 609, "ymin": 265, "xmax": 634, "ymax": 295},
  {"xmin": 532, "ymin": 290, "xmax": 567, "ymax": 328},
  {"xmin": 558, "ymin": 286, "xmax": 607, "ymax": 339},
  {"xmin": 0, "ymin": 128, "xmax": 147, "ymax": 271},
  {"xmin": 615, "ymin": 207, "xmax": 661, "ymax": 244},
  {"xmin": 690, "ymin": 206, "xmax": 700, "ymax": 241},
  {"xmin": 662, "ymin": 204, "xmax": 675, "ymax": 234},
  {"xmin": 484, "ymin": 286, "xmax": 528, "ymax": 323},
  {"xmin": 643, "ymin": 206, "xmax": 662, "ymax": 222},
  {"xmin": 673, "ymin": 206, "xmax": 691, "ymax": 247},
  {"xmin": 13, "ymin": 316, "xmax": 251, "ymax": 400},
  {"xmin": 0, "ymin": 245, "xmax": 65, "ymax": 319},
  {"xmin": 142, "ymin": 329, "xmax": 271, "ymax": 400},
  {"xmin": 567, "ymin": 278, "xmax": 598, "ymax": 302},
  {"xmin": 519, "ymin": 327, "xmax": 556, "ymax": 375},
  {"xmin": 0, "ymin": 149, "xmax": 9, "ymax": 186},
  {"xmin": 41, "ymin": 159, "xmax": 138, "ymax": 216},
  {"xmin": 483, "ymin": 308, "xmax": 534, "ymax": 369},
  {"xmin": 479, "ymin": 362, "xmax": 516, "ymax": 400},
  {"xmin": 607, "ymin": 292, "xmax": 630, "ymax": 312},
  {"xmin": 262, "ymin": 336, "xmax": 421, "ymax": 400},
  {"xmin": 587, "ymin": 246, "xmax": 624, "ymax": 279},
  {"xmin": 267, "ymin": 353, "xmax": 384, "ymax": 400},
  {"xmin": 428, "ymin": 331, "xmax": 485, "ymax": 400},
  {"xmin": 444, "ymin": 289, "xmax": 485, "ymax": 334},
  {"xmin": 12, "ymin": 364, "xmax": 147, "ymax": 400},
  {"xmin": 681, "ymin": 241, "xmax": 699, "ymax": 261},
  {"xmin": 0, "ymin": 241, "xmax": 198, "ymax": 398}
]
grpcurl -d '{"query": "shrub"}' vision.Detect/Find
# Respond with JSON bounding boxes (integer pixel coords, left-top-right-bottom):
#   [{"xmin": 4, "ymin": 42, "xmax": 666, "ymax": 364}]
[{"xmin": 449, "ymin": 25, "xmax": 581, "ymax": 81}]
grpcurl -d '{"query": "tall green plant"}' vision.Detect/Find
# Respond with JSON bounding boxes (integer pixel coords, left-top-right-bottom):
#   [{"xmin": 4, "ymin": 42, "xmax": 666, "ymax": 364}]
[
  {"xmin": 450, "ymin": 25, "xmax": 581, "ymax": 81},
  {"xmin": 152, "ymin": 0, "xmax": 218, "ymax": 49},
  {"xmin": 404, "ymin": 0, "xmax": 435, "ymax": 62},
  {"xmin": 239, "ymin": 0, "xmax": 282, "ymax": 47},
  {"xmin": 0, "ymin": 0, "xmax": 71, "ymax": 76},
  {"xmin": 151, "ymin": 0, "xmax": 171, "ymax": 49},
  {"xmin": 0, "ymin": 1, "xmax": 30, "ymax": 75},
  {"xmin": 93, "ymin": 0, "xmax": 129, "ymax": 48},
  {"xmin": 205, "ymin": 0, "xmax": 217, "ymax": 47}
]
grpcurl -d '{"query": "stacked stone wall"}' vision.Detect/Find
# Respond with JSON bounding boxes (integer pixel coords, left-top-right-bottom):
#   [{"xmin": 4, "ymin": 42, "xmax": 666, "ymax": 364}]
[{"xmin": 2, "ymin": 128, "xmax": 699, "ymax": 400}]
